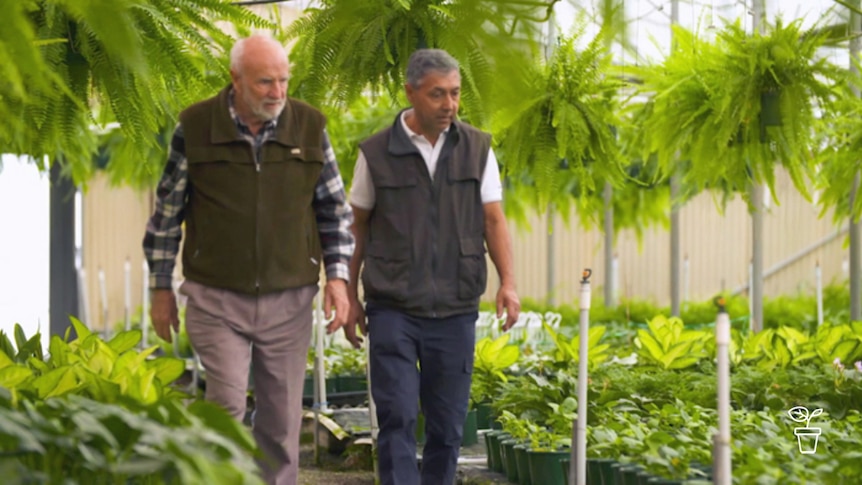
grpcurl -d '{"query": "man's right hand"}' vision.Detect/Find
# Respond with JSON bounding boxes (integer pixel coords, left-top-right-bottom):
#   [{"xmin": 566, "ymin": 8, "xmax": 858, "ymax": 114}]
[
  {"xmin": 343, "ymin": 296, "xmax": 367, "ymax": 349},
  {"xmin": 151, "ymin": 289, "xmax": 180, "ymax": 343}
]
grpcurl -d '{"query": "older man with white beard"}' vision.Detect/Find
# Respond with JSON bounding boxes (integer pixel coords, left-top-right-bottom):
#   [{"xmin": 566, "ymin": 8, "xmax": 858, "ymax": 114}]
[{"xmin": 142, "ymin": 33, "xmax": 355, "ymax": 485}]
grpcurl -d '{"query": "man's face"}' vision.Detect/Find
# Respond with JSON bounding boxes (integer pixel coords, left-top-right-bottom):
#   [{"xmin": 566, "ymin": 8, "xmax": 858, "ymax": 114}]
[
  {"xmin": 406, "ymin": 69, "xmax": 461, "ymax": 135},
  {"xmin": 231, "ymin": 55, "xmax": 289, "ymax": 122}
]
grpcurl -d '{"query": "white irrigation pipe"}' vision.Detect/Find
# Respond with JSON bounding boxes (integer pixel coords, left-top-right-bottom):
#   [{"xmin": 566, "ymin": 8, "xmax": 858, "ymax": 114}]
[
  {"xmin": 124, "ymin": 259, "xmax": 132, "ymax": 331},
  {"xmin": 714, "ymin": 298, "xmax": 732, "ymax": 485},
  {"xmin": 569, "ymin": 269, "xmax": 592, "ymax": 485},
  {"xmin": 141, "ymin": 260, "xmax": 149, "ymax": 350},
  {"xmin": 312, "ymin": 285, "xmax": 329, "ymax": 465},
  {"xmin": 98, "ymin": 267, "xmax": 109, "ymax": 338}
]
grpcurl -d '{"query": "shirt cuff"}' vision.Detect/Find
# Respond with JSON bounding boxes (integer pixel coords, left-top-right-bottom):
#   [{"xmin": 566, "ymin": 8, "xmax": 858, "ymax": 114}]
[
  {"xmin": 325, "ymin": 262, "xmax": 351, "ymax": 284},
  {"xmin": 149, "ymin": 273, "xmax": 174, "ymax": 290}
]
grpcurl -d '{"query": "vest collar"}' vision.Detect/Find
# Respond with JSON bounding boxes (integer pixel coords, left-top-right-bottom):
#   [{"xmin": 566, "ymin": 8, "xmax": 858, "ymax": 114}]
[
  {"xmin": 388, "ymin": 109, "xmax": 460, "ymax": 156},
  {"xmin": 210, "ymin": 85, "xmax": 301, "ymax": 147}
]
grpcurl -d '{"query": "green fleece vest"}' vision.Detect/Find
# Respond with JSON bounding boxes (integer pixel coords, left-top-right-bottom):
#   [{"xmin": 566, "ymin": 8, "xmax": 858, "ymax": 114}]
[
  {"xmin": 179, "ymin": 86, "xmax": 326, "ymax": 294},
  {"xmin": 359, "ymin": 112, "xmax": 491, "ymax": 318}
]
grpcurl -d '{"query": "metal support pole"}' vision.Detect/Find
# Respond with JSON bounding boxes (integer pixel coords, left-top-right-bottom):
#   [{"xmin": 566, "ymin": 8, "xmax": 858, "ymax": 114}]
[
  {"xmin": 124, "ymin": 258, "xmax": 132, "ymax": 331},
  {"xmin": 548, "ymin": 207, "xmax": 556, "ymax": 306},
  {"xmin": 713, "ymin": 297, "xmax": 732, "ymax": 485},
  {"xmin": 669, "ymin": 0, "xmax": 681, "ymax": 317},
  {"xmin": 850, "ymin": 0, "xmax": 862, "ymax": 321},
  {"xmin": 313, "ymin": 285, "xmax": 328, "ymax": 465},
  {"xmin": 570, "ymin": 269, "xmax": 592, "ymax": 485},
  {"xmin": 603, "ymin": 183, "xmax": 614, "ymax": 307},
  {"xmin": 49, "ymin": 161, "xmax": 79, "ymax": 339},
  {"xmin": 816, "ymin": 261, "xmax": 824, "ymax": 328}
]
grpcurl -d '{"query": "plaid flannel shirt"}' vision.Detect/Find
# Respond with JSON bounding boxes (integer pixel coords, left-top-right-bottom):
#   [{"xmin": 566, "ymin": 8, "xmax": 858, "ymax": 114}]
[{"xmin": 143, "ymin": 92, "xmax": 355, "ymax": 290}]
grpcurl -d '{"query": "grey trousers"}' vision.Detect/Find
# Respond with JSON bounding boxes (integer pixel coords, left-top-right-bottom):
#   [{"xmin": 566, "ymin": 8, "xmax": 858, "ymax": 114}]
[{"xmin": 180, "ymin": 279, "xmax": 316, "ymax": 485}]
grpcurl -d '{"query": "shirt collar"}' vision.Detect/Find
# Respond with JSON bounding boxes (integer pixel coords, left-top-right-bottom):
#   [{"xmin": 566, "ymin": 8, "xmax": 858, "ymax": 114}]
[{"xmin": 400, "ymin": 109, "xmax": 449, "ymax": 143}]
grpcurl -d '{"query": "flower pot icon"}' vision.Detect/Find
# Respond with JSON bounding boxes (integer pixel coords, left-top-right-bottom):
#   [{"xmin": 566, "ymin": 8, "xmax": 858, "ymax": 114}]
[{"xmin": 787, "ymin": 406, "xmax": 823, "ymax": 454}]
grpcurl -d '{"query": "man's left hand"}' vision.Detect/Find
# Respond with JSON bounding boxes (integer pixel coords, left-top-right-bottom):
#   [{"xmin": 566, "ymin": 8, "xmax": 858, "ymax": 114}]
[
  {"xmin": 324, "ymin": 279, "xmax": 350, "ymax": 334},
  {"xmin": 496, "ymin": 284, "xmax": 521, "ymax": 332}
]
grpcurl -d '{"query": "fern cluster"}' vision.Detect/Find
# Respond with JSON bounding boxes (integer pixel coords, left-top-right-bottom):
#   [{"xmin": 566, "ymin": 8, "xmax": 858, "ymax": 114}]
[
  {"xmin": 285, "ymin": 0, "xmax": 555, "ymax": 128},
  {"xmin": 0, "ymin": 0, "xmax": 269, "ymax": 187},
  {"xmin": 636, "ymin": 19, "xmax": 843, "ymax": 206},
  {"xmin": 815, "ymin": 79, "xmax": 862, "ymax": 224},
  {"xmin": 491, "ymin": 23, "xmax": 627, "ymax": 220}
]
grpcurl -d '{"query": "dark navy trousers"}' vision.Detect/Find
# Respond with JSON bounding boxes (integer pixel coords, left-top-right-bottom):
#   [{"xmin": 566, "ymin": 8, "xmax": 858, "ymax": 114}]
[{"xmin": 367, "ymin": 303, "xmax": 477, "ymax": 485}]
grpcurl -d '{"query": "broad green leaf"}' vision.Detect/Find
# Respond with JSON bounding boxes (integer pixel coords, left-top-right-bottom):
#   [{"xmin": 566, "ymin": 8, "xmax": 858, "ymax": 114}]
[
  {"xmin": 148, "ymin": 357, "xmax": 185, "ymax": 385},
  {"xmin": 27, "ymin": 357, "xmax": 48, "ymax": 373},
  {"xmin": 495, "ymin": 346, "xmax": 520, "ymax": 369},
  {"xmin": 49, "ymin": 336, "xmax": 71, "ymax": 367},
  {"xmin": 661, "ymin": 342, "xmax": 694, "ymax": 369},
  {"xmin": 13, "ymin": 324, "xmax": 27, "ymax": 354},
  {"xmin": 0, "ymin": 366, "xmax": 32, "ymax": 388},
  {"xmin": 39, "ymin": 367, "xmax": 80, "ymax": 399},
  {"xmin": 188, "ymin": 400, "xmax": 257, "ymax": 451},
  {"xmin": 16, "ymin": 334, "xmax": 43, "ymax": 363},
  {"xmin": 0, "ymin": 350, "xmax": 14, "ymax": 370},
  {"xmin": 0, "ymin": 332, "xmax": 16, "ymax": 360},
  {"xmin": 636, "ymin": 330, "xmax": 665, "ymax": 362},
  {"xmin": 667, "ymin": 357, "xmax": 700, "ymax": 370},
  {"xmin": 108, "ymin": 330, "xmax": 142, "ymax": 354},
  {"xmin": 832, "ymin": 341, "xmax": 860, "ymax": 363},
  {"xmin": 69, "ymin": 316, "xmax": 92, "ymax": 341}
]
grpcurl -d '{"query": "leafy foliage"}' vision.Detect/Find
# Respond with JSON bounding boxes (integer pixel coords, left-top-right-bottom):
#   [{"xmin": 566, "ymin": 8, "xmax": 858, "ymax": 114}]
[
  {"xmin": 633, "ymin": 315, "xmax": 711, "ymax": 369},
  {"xmin": 0, "ymin": 0, "xmax": 269, "ymax": 187},
  {"xmin": 0, "ymin": 320, "xmax": 185, "ymax": 406},
  {"xmin": 636, "ymin": 18, "xmax": 843, "ymax": 206},
  {"xmin": 492, "ymin": 23, "xmax": 626, "ymax": 217},
  {"xmin": 815, "ymin": 77, "xmax": 862, "ymax": 224},
  {"xmin": 285, "ymin": 0, "xmax": 554, "ymax": 127}
]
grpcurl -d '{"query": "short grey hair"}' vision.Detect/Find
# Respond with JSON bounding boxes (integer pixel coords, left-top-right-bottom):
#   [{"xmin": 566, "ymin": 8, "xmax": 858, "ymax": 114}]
[{"xmin": 406, "ymin": 49, "xmax": 460, "ymax": 88}]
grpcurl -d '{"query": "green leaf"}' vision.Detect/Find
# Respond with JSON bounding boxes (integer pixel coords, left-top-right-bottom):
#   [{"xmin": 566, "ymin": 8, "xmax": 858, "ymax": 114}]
[
  {"xmin": 0, "ymin": 366, "xmax": 32, "ymax": 388},
  {"xmin": 148, "ymin": 357, "xmax": 186, "ymax": 386},
  {"xmin": 108, "ymin": 330, "xmax": 142, "ymax": 354},
  {"xmin": 69, "ymin": 316, "xmax": 91, "ymax": 342},
  {"xmin": 13, "ymin": 324, "xmax": 27, "ymax": 354},
  {"xmin": 0, "ymin": 350, "xmax": 15, "ymax": 370},
  {"xmin": 0, "ymin": 332, "xmax": 16, "ymax": 360},
  {"xmin": 188, "ymin": 400, "xmax": 257, "ymax": 451}
]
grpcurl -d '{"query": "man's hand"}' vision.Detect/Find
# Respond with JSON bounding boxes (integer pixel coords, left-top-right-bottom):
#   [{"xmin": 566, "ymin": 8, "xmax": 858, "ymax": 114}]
[
  {"xmin": 151, "ymin": 289, "xmax": 179, "ymax": 343},
  {"xmin": 343, "ymin": 296, "xmax": 367, "ymax": 349},
  {"xmin": 324, "ymin": 279, "xmax": 350, "ymax": 335},
  {"xmin": 496, "ymin": 284, "xmax": 521, "ymax": 332}
]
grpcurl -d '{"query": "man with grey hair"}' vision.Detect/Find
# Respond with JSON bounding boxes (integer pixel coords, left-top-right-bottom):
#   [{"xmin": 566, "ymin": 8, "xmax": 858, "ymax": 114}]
[
  {"xmin": 346, "ymin": 48, "xmax": 521, "ymax": 484},
  {"xmin": 143, "ymin": 33, "xmax": 355, "ymax": 485}
]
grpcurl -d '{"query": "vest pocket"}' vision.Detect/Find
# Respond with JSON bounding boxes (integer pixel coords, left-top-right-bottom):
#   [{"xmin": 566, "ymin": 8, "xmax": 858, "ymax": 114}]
[
  {"xmin": 362, "ymin": 241, "xmax": 411, "ymax": 302},
  {"xmin": 457, "ymin": 237, "xmax": 487, "ymax": 300}
]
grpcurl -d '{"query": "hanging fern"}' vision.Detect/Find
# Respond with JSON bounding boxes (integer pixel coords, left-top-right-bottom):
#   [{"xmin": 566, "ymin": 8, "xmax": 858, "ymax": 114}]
[
  {"xmin": 0, "ymin": 0, "xmax": 269, "ymax": 187},
  {"xmin": 491, "ymin": 22, "xmax": 626, "ymax": 223},
  {"xmin": 285, "ymin": 0, "xmax": 556, "ymax": 128},
  {"xmin": 815, "ymin": 79, "xmax": 862, "ymax": 224},
  {"xmin": 636, "ymin": 18, "xmax": 843, "ymax": 206}
]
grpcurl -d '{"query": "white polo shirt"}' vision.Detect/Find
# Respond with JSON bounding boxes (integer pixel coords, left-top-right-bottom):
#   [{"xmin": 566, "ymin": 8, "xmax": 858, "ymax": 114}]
[{"xmin": 349, "ymin": 110, "xmax": 503, "ymax": 210}]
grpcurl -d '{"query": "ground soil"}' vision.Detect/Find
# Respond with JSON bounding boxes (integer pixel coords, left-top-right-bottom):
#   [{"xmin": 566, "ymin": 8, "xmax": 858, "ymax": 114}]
[{"xmin": 297, "ymin": 434, "xmax": 509, "ymax": 485}]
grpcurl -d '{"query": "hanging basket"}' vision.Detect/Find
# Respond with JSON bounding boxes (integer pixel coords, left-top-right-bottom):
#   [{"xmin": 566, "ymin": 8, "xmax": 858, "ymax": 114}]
[{"xmin": 760, "ymin": 89, "xmax": 782, "ymax": 127}]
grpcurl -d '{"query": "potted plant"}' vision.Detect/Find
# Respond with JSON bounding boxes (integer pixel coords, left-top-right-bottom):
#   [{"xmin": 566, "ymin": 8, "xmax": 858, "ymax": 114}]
[{"xmin": 470, "ymin": 333, "xmax": 520, "ymax": 429}]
